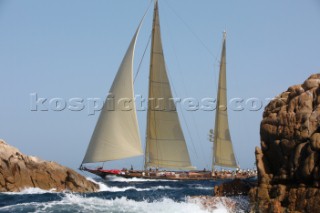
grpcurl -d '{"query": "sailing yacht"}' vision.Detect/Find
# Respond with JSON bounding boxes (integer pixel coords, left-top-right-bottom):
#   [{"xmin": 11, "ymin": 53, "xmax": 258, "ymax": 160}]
[
  {"xmin": 80, "ymin": 0, "xmax": 200, "ymax": 180},
  {"xmin": 80, "ymin": 1, "xmax": 244, "ymax": 180}
]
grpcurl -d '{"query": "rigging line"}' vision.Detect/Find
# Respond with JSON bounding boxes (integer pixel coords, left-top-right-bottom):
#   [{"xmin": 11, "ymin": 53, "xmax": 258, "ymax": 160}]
[
  {"xmin": 160, "ymin": 21, "xmax": 199, "ymax": 164},
  {"xmin": 164, "ymin": 0, "xmax": 220, "ymax": 98},
  {"xmin": 167, "ymin": 68, "xmax": 202, "ymax": 167},
  {"xmin": 163, "ymin": 53, "xmax": 202, "ymax": 166},
  {"xmin": 134, "ymin": 34, "xmax": 152, "ymax": 84},
  {"xmin": 164, "ymin": 0, "xmax": 218, "ymax": 169},
  {"xmin": 163, "ymin": 0, "xmax": 220, "ymax": 106},
  {"xmin": 132, "ymin": 0, "xmax": 153, "ymax": 85},
  {"xmin": 189, "ymin": 108, "xmax": 210, "ymax": 168},
  {"xmin": 163, "ymin": 0, "xmax": 214, "ymax": 57},
  {"xmin": 160, "ymin": 4, "xmax": 208, "ymax": 168}
]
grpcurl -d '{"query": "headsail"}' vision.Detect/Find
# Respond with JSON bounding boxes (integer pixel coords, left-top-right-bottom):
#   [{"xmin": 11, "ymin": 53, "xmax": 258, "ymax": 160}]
[
  {"xmin": 82, "ymin": 21, "xmax": 144, "ymax": 164},
  {"xmin": 144, "ymin": 1, "xmax": 195, "ymax": 170},
  {"xmin": 213, "ymin": 32, "xmax": 238, "ymax": 169}
]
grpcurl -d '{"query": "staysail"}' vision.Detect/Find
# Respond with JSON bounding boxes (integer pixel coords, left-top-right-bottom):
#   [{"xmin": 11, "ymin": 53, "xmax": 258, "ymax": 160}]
[
  {"xmin": 144, "ymin": 1, "xmax": 194, "ymax": 170},
  {"xmin": 213, "ymin": 32, "xmax": 238, "ymax": 169},
  {"xmin": 82, "ymin": 21, "xmax": 144, "ymax": 164}
]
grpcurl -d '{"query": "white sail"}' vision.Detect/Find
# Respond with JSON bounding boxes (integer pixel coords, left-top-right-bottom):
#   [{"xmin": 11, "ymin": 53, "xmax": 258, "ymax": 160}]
[
  {"xmin": 82, "ymin": 22, "xmax": 143, "ymax": 164},
  {"xmin": 144, "ymin": 1, "xmax": 195, "ymax": 170},
  {"xmin": 213, "ymin": 32, "xmax": 238, "ymax": 169}
]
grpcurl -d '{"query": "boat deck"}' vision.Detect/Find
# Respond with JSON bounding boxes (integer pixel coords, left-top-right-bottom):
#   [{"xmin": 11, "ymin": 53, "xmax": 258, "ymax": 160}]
[{"xmin": 83, "ymin": 168, "xmax": 257, "ymax": 181}]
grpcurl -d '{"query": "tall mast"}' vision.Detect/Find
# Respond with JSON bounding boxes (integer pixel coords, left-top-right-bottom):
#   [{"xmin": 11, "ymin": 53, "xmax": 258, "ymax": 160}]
[
  {"xmin": 144, "ymin": 0, "xmax": 158, "ymax": 170},
  {"xmin": 213, "ymin": 32, "xmax": 238, "ymax": 171},
  {"xmin": 144, "ymin": 0, "xmax": 194, "ymax": 170}
]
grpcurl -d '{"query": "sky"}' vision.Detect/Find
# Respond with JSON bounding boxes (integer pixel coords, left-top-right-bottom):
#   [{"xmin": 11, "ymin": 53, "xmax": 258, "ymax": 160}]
[{"xmin": 0, "ymin": 0, "xmax": 319, "ymax": 172}]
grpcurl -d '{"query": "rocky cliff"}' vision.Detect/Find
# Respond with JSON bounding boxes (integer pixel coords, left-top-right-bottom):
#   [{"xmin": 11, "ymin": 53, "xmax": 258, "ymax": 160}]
[
  {"xmin": 0, "ymin": 140, "xmax": 99, "ymax": 192},
  {"xmin": 250, "ymin": 74, "xmax": 320, "ymax": 212}
]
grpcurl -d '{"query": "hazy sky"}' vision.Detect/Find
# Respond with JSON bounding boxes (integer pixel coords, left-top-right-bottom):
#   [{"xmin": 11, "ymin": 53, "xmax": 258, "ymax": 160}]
[{"xmin": 0, "ymin": 0, "xmax": 319, "ymax": 171}]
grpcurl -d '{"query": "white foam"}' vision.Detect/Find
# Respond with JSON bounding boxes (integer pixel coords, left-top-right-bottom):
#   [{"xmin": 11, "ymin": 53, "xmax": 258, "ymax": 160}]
[
  {"xmin": 212, "ymin": 203, "xmax": 229, "ymax": 213},
  {"xmin": 0, "ymin": 194, "xmax": 213, "ymax": 213},
  {"xmin": 193, "ymin": 186, "xmax": 213, "ymax": 190},
  {"xmin": 0, "ymin": 178, "xmax": 248, "ymax": 212},
  {"xmin": 86, "ymin": 177, "xmax": 110, "ymax": 191},
  {"xmin": 2, "ymin": 187, "xmax": 57, "ymax": 195},
  {"xmin": 107, "ymin": 185, "xmax": 181, "ymax": 192},
  {"xmin": 0, "ymin": 192, "xmax": 249, "ymax": 213},
  {"xmin": 86, "ymin": 177, "xmax": 180, "ymax": 192}
]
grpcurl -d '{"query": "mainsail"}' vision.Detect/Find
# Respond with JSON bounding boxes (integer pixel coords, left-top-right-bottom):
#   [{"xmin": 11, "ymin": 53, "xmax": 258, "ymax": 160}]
[
  {"xmin": 144, "ymin": 1, "xmax": 194, "ymax": 170},
  {"xmin": 213, "ymin": 32, "xmax": 238, "ymax": 169},
  {"xmin": 82, "ymin": 21, "xmax": 144, "ymax": 164}
]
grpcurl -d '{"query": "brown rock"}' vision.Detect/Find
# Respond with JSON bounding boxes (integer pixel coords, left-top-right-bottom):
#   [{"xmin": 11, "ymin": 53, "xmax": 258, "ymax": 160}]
[
  {"xmin": 0, "ymin": 139, "xmax": 99, "ymax": 192},
  {"xmin": 302, "ymin": 78, "xmax": 320, "ymax": 90},
  {"xmin": 310, "ymin": 133, "xmax": 320, "ymax": 150},
  {"xmin": 269, "ymin": 200, "xmax": 283, "ymax": 213},
  {"xmin": 302, "ymin": 151, "xmax": 318, "ymax": 180},
  {"xmin": 280, "ymin": 139, "xmax": 295, "ymax": 156},
  {"xmin": 250, "ymin": 74, "xmax": 320, "ymax": 212},
  {"xmin": 214, "ymin": 178, "xmax": 255, "ymax": 197}
]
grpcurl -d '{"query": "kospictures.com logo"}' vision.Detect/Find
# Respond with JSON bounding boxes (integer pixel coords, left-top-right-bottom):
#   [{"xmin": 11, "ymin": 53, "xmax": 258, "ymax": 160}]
[{"xmin": 30, "ymin": 93, "xmax": 275, "ymax": 116}]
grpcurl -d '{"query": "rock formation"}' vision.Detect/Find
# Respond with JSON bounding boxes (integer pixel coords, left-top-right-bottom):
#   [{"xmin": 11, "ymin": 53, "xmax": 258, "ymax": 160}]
[
  {"xmin": 0, "ymin": 140, "xmax": 99, "ymax": 192},
  {"xmin": 214, "ymin": 178, "xmax": 256, "ymax": 197},
  {"xmin": 250, "ymin": 74, "xmax": 320, "ymax": 212}
]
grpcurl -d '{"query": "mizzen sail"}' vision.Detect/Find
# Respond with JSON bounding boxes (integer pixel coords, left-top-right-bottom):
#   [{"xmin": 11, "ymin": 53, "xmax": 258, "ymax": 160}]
[
  {"xmin": 213, "ymin": 32, "xmax": 238, "ymax": 169},
  {"xmin": 82, "ymin": 22, "xmax": 143, "ymax": 164},
  {"xmin": 144, "ymin": 1, "xmax": 194, "ymax": 170}
]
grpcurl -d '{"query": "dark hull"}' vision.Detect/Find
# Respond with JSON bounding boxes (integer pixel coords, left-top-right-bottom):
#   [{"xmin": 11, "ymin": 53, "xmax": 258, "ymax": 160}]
[{"xmin": 83, "ymin": 168, "xmax": 256, "ymax": 181}]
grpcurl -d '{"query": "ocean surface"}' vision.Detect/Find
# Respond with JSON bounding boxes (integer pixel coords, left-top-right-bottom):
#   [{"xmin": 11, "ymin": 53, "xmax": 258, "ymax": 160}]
[{"xmin": 0, "ymin": 176, "xmax": 249, "ymax": 213}]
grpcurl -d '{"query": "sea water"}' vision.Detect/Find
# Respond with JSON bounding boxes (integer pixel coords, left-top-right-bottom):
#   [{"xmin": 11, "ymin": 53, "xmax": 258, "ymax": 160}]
[{"xmin": 0, "ymin": 177, "xmax": 249, "ymax": 213}]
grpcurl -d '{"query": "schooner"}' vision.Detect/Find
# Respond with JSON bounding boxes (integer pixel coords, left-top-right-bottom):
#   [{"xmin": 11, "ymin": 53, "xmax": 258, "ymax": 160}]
[
  {"xmin": 81, "ymin": 0, "xmax": 199, "ymax": 180},
  {"xmin": 80, "ymin": 0, "xmax": 241, "ymax": 180}
]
